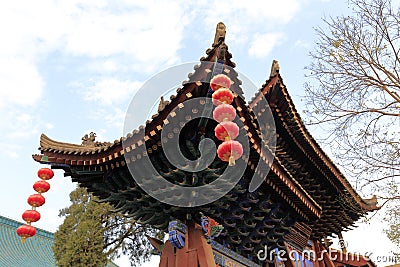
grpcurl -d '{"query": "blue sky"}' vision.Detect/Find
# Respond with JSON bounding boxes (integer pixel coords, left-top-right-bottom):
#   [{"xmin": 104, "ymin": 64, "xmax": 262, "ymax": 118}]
[{"xmin": 0, "ymin": 0, "xmax": 397, "ymax": 266}]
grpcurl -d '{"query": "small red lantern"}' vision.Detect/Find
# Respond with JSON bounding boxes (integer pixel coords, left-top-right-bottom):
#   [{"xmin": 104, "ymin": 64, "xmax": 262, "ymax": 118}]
[
  {"xmin": 215, "ymin": 121, "xmax": 239, "ymax": 141},
  {"xmin": 22, "ymin": 210, "xmax": 41, "ymax": 223},
  {"xmin": 212, "ymin": 88, "xmax": 234, "ymax": 106},
  {"xmin": 210, "ymin": 74, "xmax": 232, "ymax": 91},
  {"xmin": 27, "ymin": 194, "xmax": 45, "ymax": 208},
  {"xmin": 16, "ymin": 224, "xmax": 36, "ymax": 243},
  {"xmin": 37, "ymin": 168, "xmax": 54, "ymax": 180},
  {"xmin": 33, "ymin": 180, "xmax": 50, "ymax": 193},
  {"xmin": 213, "ymin": 104, "xmax": 236, "ymax": 123},
  {"xmin": 217, "ymin": 140, "xmax": 243, "ymax": 166}
]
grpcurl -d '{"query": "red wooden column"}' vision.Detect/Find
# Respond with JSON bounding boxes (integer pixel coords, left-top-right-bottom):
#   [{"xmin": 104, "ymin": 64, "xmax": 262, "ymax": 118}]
[{"xmin": 159, "ymin": 221, "xmax": 216, "ymax": 267}]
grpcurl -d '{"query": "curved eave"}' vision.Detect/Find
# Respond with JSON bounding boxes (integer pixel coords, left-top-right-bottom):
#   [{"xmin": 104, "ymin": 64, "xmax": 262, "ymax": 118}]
[
  {"xmin": 33, "ymin": 42, "xmax": 234, "ymax": 165},
  {"xmin": 33, "ymin": 50, "xmax": 323, "ymax": 222},
  {"xmin": 39, "ymin": 133, "xmax": 120, "ymax": 154},
  {"xmin": 33, "ymin": 134, "xmax": 125, "ymax": 167},
  {"xmin": 252, "ymin": 74, "xmax": 379, "ymax": 213}
]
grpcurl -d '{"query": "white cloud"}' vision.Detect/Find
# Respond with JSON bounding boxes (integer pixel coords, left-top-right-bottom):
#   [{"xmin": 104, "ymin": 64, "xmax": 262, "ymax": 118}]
[
  {"xmin": 103, "ymin": 108, "xmax": 126, "ymax": 130},
  {"xmin": 248, "ymin": 32, "xmax": 286, "ymax": 58},
  {"xmin": 0, "ymin": 109, "xmax": 53, "ymax": 141},
  {"xmin": 87, "ymin": 107, "xmax": 127, "ymax": 132},
  {"xmin": 62, "ymin": 1, "xmax": 188, "ymax": 70},
  {"xmin": 294, "ymin": 39, "xmax": 311, "ymax": 48},
  {"xmin": 0, "ymin": 143, "xmax": 21, "ymax": 158},
  {"xmin": 87, "ymin": 59, "xmax": 120, "ymax": 73},
  {"xmin": 199, "ymin": 0, "xmax": 301, "ymax": 46},
  {"xmin": 224, "ymin": 0, "xmax": 301, "ymax": 23},
  {"xmin": 11, "ymin": 113, "xmax": 40, "ymax": 139},
  {"xmin": 80, "ymin": 78, "xmax": 142, "ymax": 106},
  {"xmin": 0, "ymin": 1, "xmax": 63, "ymax": 108},
  {"xmin": 0, "ymin": 0, "xmax": 305, "ymax": 111},
  {"xmin": 0, "ymin": 0, "xmax": 190, "ymax": 110},
  {"xmin": 0, "ymin": 58, "xmax": 44, "ymax": 108},
  {"xmin": 45, "ymin": 123, "xmax": 54, "ymax": 130}
]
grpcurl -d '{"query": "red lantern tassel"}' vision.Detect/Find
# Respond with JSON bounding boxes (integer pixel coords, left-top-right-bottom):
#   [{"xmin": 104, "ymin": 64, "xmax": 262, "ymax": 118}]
[{"xmin": 229, "ymin": 155, "xmax": 235, "ymax": 166}]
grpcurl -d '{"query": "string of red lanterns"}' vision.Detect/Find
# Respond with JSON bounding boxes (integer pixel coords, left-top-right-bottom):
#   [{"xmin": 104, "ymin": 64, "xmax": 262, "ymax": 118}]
[
  {"xmin": 16, "ymin": 168, "xmax": 54, "ymax": 243},
  {"xmin": 210, "ymin": 74, "xmax": 243, "ymax": 166}
]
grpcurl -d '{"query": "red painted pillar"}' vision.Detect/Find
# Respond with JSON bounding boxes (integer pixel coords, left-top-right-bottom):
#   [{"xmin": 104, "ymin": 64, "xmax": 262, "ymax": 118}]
[{"xmin": 159, "ymin": 221, "xmax": 216, "ymax": 267}]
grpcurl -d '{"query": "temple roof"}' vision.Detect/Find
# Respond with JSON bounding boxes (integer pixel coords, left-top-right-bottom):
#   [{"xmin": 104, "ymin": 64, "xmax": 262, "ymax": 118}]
[
  {"xmin": 33, "ymin": 23, "xmax": 379, "ymax": 261},
  {"xmin": 0, "ymin": 215, "xmax": 55, "ymax": 267},
  {"xmin": 0, "ymin": 215, "xmax": 120, "ymax": 267},
  {"xmin": 251, "ymin": 74, "xmax": 377, "ymax": 212},
  {"xmin": 250, "ymin": 73, "xmax": 379, "ymax": 237}
]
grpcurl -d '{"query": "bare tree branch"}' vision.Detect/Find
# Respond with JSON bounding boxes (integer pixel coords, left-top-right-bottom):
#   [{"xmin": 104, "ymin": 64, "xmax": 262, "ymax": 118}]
[{"xmin": 304, "ymin": 0, "xmax": 400, "ymax": 251}]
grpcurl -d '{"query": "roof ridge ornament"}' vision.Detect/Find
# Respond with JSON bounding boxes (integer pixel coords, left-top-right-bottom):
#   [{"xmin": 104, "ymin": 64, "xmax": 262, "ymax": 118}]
[
  {"xmin": 362, "ymin": 195, "xmax": 378, "ymax": 207},
  {"xmin": 81, "ymin": 132, "xmax": 98, "ymax": 146},
  {"xmin": 217, "ymin": 43, "xmax": 228, "ymax": 61},
  {"xmin": 158, "ymin": 96, "xmax": 170, "ymax": 113},
  {"xmin": 270, "ymin": 59, "xmax": 280, "ymax": 78},
  {"xmin": 213, "ymin": 22, "xmax": 226, "ymax": 47},
  {"xmin": 81, "ymin": 132, "xmax": 111, "ymax": 147}
]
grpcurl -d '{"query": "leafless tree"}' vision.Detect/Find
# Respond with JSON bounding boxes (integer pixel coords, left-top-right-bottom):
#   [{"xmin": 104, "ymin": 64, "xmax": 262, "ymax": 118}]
[{"xmin": 304, "ymin": 0, "xmax": 399, "ymax": 249}]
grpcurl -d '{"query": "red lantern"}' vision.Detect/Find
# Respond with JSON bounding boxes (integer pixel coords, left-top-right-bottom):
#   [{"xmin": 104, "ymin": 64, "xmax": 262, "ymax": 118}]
[
  {"xmin": 210, "ymin": 74, "xmax": 232, "ymax": 91},
  {"xmin": 16, "ymin": 224, "xmax": 36, "ymax": 243},
  {"xmin": 217, "ymin": 140, "xmax": 243, "ymax": 166},
  {"xmin": 22, "ymin": 210, "xmax": 41, "ymax": 223},
  {"xmin": 33, "ymin": 180, "xmax": 50, "ymax": 193},
  {"xmin": 212, "ymin": 88, "xmax": 234, "ymax": 106},
  {"xmin": 213, "ymin": 104, "xmax": 236, "ymax": 123},
  {"xmin": 37, "ymin": 168, "xmax": 54, "ymax": 180},
  {"xmin": 27, "ymin": 194, "xmax": 45, "ymax": 208},
  {"xmin": 215, "ymin": 121, "xmax": 239, "ymax": 141}
]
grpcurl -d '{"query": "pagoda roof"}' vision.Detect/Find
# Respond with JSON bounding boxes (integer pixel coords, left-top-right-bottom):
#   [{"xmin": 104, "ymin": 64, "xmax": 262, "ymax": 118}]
[{"xmin": 33, "ymin": 23, "xmax": 379, "ymax": 260}]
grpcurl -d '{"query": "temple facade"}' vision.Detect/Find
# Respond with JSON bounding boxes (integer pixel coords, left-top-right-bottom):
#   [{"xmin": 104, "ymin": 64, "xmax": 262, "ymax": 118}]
[{"xmin": 32, "ymin": 23, "xmax": 379, "ymax": 267}]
